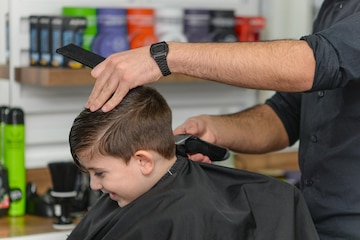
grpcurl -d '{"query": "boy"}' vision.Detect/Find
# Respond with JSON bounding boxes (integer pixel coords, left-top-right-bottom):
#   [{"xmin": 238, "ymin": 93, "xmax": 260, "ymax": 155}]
[{"xmin": 67, "ymin": 86, "xmax": 318, "ymax": 240}]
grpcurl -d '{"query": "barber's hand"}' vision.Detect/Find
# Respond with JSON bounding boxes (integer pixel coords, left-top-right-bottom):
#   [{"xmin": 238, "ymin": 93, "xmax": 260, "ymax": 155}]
[
  {"xmin": 173, "ymin": 115, "xmax": 217, "ymax": 163},
  {"xmin": 86, "ymin": 46, "xmax": 162, "ymax": 112}
]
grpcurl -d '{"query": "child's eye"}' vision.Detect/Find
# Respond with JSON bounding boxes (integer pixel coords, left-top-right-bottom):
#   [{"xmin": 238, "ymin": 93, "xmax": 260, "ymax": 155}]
[{"xmin": 94, "ymin": 171, "xmax": 104, "ymax": 177}]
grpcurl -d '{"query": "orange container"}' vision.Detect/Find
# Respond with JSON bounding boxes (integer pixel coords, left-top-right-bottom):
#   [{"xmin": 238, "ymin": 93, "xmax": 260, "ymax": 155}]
[{"xmin": 127, "ymin": 8, "xmax": 158, "ymax": 49}]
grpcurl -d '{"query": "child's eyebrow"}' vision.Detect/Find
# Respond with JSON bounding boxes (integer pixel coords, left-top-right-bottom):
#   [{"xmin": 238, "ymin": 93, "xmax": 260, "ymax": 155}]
[{"xmin": 86, "ymin": 167, "xmax": 106, "ymax": 172}]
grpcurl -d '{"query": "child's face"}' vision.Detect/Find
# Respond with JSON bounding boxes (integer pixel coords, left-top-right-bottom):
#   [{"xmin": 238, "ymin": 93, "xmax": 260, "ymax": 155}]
[{"xmin": 78, "ymin": 153, "xmax": 151, "ymax": 207}]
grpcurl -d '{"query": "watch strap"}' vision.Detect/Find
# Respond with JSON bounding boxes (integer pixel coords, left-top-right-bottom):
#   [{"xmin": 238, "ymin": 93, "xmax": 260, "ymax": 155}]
[{"xmin": 155, "ymin": 55, "xmax": 171, "ymax": 76}]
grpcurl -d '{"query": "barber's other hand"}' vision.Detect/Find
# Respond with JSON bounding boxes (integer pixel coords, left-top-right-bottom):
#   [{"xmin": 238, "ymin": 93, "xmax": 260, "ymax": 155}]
[
  {"xmin": 86, "ymin": 46, "xmax": 162, "ymax": 112},
  {"xmin": 173, "ymin": 115, "xmax": 217, "ymax": 163}
]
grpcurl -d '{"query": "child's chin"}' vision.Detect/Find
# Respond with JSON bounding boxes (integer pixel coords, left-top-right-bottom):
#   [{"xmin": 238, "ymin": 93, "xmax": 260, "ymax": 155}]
[{"xmin": 109, "ymin": 192, "xmax": 117, "ymax": 200}]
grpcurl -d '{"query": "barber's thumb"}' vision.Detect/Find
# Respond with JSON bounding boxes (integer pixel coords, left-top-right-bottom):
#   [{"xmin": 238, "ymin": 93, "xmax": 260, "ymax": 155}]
[
  {"xmin": 185, "ymin": 123, "xmax": 200, "ymax": 135},
  {"xmin": 174, "ymin": 123, "xmax": 194, "ymax": 135}
]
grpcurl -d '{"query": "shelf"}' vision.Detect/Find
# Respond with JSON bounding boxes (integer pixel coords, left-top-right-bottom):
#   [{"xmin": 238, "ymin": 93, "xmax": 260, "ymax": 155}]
[
  {"xmin": 0, "ymin": 64, "xmax": 9, "ymax": 79},
  {"xmin": 0, "ymin": 214, "xmax": 79, "ymax": 238},
  {"xmin": 15, "ymin": 67, "xmax": 94, "ymax": 86},
  {"xmin": 14, "ymin": 67, "xmax": 203, "ymax": 86}
]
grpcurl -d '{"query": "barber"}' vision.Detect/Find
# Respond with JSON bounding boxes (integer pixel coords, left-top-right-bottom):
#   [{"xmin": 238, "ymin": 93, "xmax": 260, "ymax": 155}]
[{"xmin": 86, "ymin": 1, "xmax": 360, "ymax": 239}]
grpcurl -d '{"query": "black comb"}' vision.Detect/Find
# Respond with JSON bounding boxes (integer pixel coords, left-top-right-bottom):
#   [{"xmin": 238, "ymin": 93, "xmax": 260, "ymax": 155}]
[{"xmin": 56, "ymin": 43, "xmax": 106, "ymax": 69}]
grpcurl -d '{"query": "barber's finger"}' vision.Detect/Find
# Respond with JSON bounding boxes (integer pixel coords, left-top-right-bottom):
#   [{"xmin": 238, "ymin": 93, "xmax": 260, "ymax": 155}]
[
  {"xmin": 174, "ymin": 118, "xmax": 201, "ymax": 136},
  {"xmin": 189, "ymin": 153, "xmax": 212, "ymax": 164},
  {"xmin": 184, "ymin": 119, "xmax": 201, "ymax": 135},
  {"xmin": 173, "ymin": 124, "xmax": 187, "ymax": 135},
  {"xmin": 90, "ymin": 60, "xmax": 106, "ymax": 78},
  {"xmin": 86, "ymin": 82, "xmax": 109, "ymax": 110},
  {"xmin": 87, "ymin": 64, "xmax": 113, "ymax": 109},
  {"xmin": 101, "ymin": 81, "xmax": 131, "ymax": 112},
  {"xmin": 89, "ymin": 71, "xmax": 123, "ymax": 112}
]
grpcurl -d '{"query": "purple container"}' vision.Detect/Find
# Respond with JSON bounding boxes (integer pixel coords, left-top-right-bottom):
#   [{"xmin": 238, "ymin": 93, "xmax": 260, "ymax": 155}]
[
  {"xmin": 91, "ymin": 8, "xmax": 129, "ymax": 57},
  {"xmin": 184, "ymin": 9, "xmax": 211, "ymax": 42}
]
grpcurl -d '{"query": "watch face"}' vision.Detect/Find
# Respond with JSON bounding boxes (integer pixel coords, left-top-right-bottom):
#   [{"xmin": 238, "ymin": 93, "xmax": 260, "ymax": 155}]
[
  {"xmin": 150, "ymin": 41, "xmax": 171, "ymax": 76},
  {"xmin": 151, "ymin": 42, "xmax": 168, "ymax": 55}
]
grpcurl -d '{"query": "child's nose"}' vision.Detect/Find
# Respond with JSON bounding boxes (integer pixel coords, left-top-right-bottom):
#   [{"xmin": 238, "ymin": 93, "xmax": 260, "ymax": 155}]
[{"xmin": 90, "ymin": 177, "xmax": 102, "ymax": 190}]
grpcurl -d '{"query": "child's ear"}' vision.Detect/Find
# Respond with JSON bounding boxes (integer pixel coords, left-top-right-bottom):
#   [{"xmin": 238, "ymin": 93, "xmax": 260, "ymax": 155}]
[{"xmin": 134, "ymin": 150, "xmax": 154, "ymax": 176}]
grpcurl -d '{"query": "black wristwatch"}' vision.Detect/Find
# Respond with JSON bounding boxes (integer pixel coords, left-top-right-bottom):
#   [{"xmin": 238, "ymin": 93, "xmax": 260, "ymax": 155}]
[{"xmin": 150, "ymin": 41, "xmax": 171, "ymax": 76}]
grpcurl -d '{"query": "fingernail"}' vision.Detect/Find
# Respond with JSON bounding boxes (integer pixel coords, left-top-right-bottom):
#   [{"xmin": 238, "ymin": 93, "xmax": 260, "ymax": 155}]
[{"xmin": 90, "ymin": 104, "xmax": 96, "ymax": 112}]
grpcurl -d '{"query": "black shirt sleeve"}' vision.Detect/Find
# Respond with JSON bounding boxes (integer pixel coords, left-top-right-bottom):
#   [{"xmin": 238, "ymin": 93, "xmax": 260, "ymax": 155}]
[
  {"xmin": 301, "ymin": 12, "xmax": 360, "ymax": 91},
  {"xmin": 265, "ymin": 92, "xmax": 301, "ymax": 146}
]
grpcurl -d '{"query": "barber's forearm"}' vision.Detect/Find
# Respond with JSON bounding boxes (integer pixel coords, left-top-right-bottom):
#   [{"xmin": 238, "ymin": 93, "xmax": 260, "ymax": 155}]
[
  {"xmin": 210, "ymin": 104, "xmax": 289, "ymax": 154},
  {"xmin": 167, "ymin": 41, "xmax": 315, "ymax": 92}
]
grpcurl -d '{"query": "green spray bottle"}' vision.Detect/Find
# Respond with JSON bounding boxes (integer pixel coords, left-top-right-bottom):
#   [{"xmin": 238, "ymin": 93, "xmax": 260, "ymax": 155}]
[
  {"xmin": 0, "ymin": 106, "xmax": 9, "ymax": 165},
  {"xmin": 4, "ymin": 108, "xmax": 26, "ymax": 216},
  {"xmin": 0, "ymin": 106, "xmax": 10, "ymax": 216}
]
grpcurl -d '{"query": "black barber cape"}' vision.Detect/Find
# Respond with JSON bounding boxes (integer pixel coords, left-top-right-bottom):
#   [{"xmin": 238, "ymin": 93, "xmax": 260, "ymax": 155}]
[{"xmin": 67, "ymin": 156, "xmax": 319, "ymax": 240}]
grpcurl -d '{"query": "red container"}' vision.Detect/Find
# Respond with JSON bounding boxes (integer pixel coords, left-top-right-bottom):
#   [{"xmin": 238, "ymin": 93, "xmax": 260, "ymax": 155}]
[
  {"xmin": 235, "ymin": 16, "xmax": 265, "ymax": 42},
  {"xmin": 127, "ymin": 8, "xmax": 158, "ymax": 49}
]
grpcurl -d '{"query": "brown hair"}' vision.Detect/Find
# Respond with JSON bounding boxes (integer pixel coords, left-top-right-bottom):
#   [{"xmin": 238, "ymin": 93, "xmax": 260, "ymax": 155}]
[{"xmin": 69, "ymin": 86, "xmax": 175, "ymax": 171}]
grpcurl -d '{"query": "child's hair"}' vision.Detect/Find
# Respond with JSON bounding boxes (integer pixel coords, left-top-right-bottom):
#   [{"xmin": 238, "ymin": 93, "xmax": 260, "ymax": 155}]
[{"xmin": 69, "ymin": 86, "xmax": 175, "ymax": 172}]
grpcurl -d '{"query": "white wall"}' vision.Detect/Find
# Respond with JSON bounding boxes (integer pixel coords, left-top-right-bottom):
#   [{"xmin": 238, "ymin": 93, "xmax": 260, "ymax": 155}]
[
  {"xmin": 0, "ymin": 80, "xmax": 9, "ymax": 105},
  {"xmin": 258, "ymin": 0, "xmax": 314, "ymax": 104},
  {"xmin": 0, "ymin": 0, "xmax": 9, "ymax": 105},
  {"xmin": 261, "ymin": 0, "xmax": 313, "ymax": 40}
]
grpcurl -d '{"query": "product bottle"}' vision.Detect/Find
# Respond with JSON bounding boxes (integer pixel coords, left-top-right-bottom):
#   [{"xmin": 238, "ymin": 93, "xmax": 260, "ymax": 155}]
[
  {"xmin": 0, "ymin": 106, "xmax": 9, "ymax": 165},
  {"xmin": 0, "ymin": 106, "xmax": 10, "ymax": 217},
  {"xmin": 4, "ymin": 108, "xmax": 26, "ymax": 216},
  {"xmin": 29, "ymin": 16, "xmax": 40, "ymax": 66},
  {"xmin": 154, "ymin": 8, "xmax": 187, "ymax": 42},
  {"xmin": 127, "ymin": 8, "xmax": 158, "ymax": 49},
  {"xmin": 234, "ymin": 16, "xmax": 266, "ymax": 42},
  {"xmin": 209, "ymin": 10, "xmax": 238, "ymax": 42},
  {"xmin": 91, "ymin": 8, "xmax": 129, "ymax": 57},
  {"xmin": 183, "ymin": 9, "xmax": 211, "ymax": 43},
  {"xmin": 62, "ymin": 7, "xmax": 97, "ymax": 51}
]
